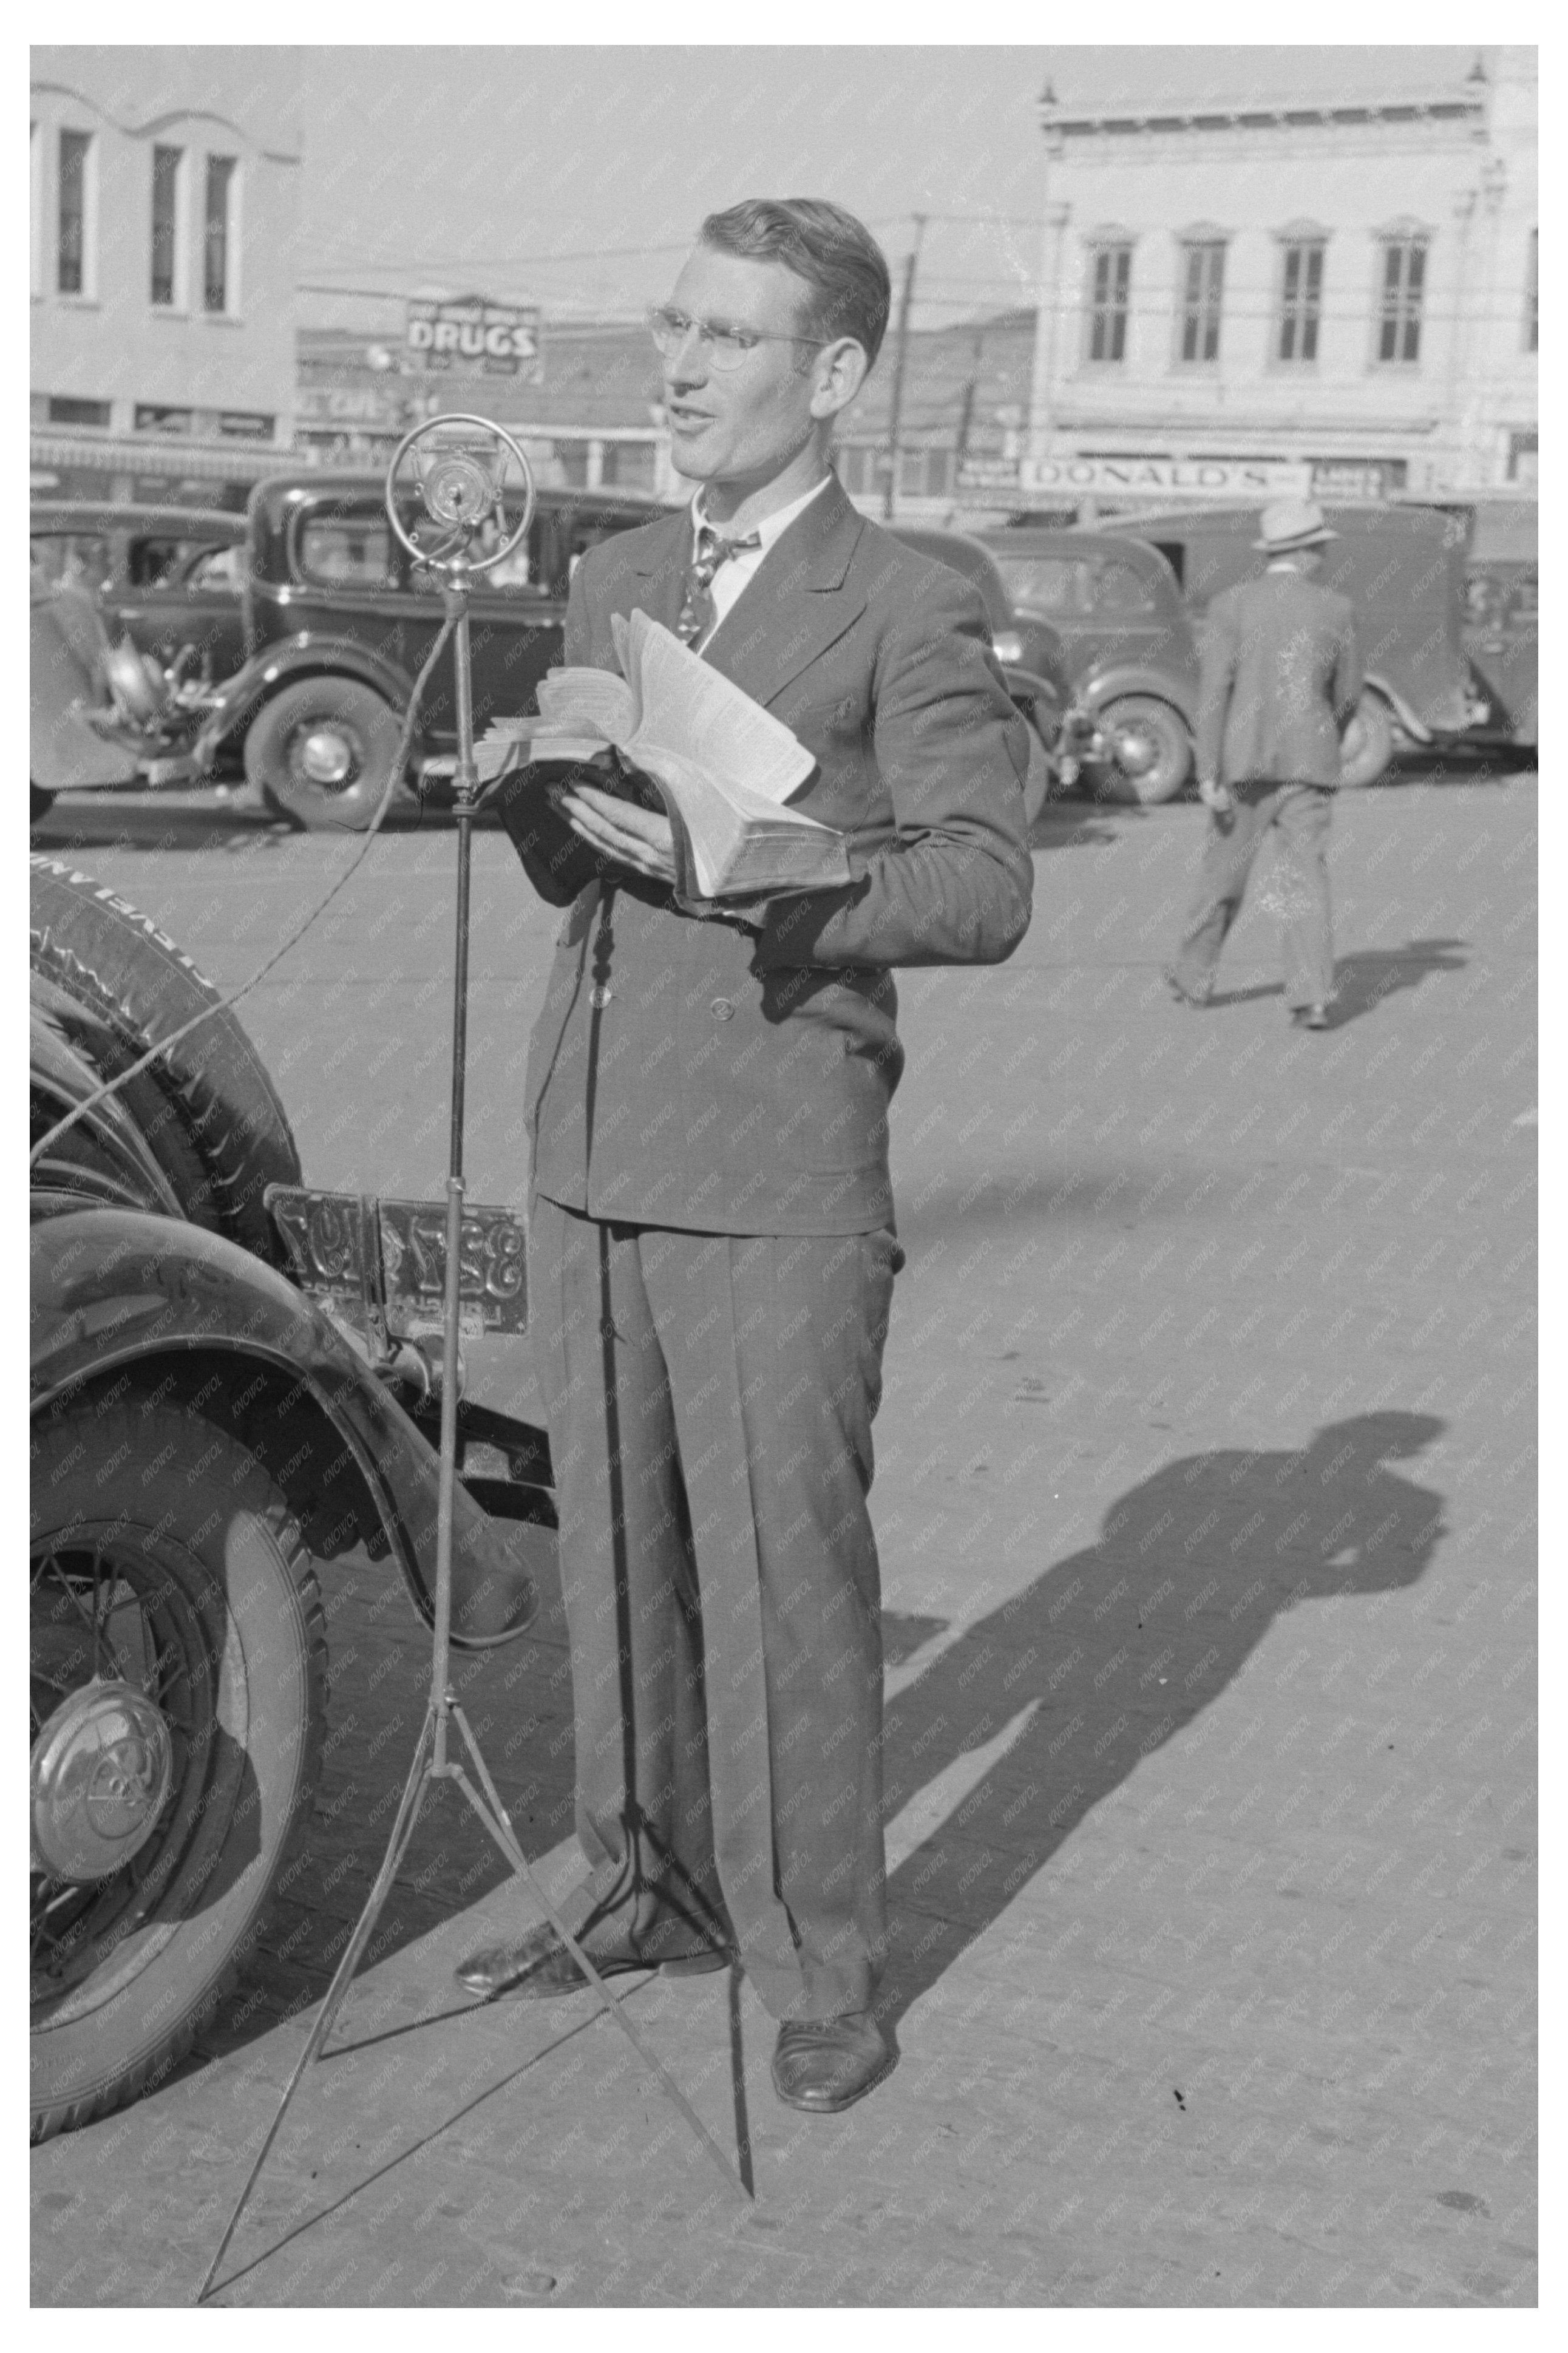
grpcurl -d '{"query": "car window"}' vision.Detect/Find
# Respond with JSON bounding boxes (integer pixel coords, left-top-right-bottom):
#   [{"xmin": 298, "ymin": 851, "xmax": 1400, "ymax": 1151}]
[
  {"xmin": 1509, "ymin": 573, "xmax": 1538, "ymax": 625},
  {"xmin": 186, "ymin": 545, "xmax": 243, "ymax": 593},
  {"xmin": 128, "ymin": 538, "xmax": 187, "ymax": 587},
  {"xmin": 1091, "ymin": 560, "xmax": 1158, "ymax": 616},
  {"xmin": 31, "ymin": 533, "xmax": 113, "ymax": 595},
  {"xmin": 297, "ymin": 515, "xmax": 400, "ymax": 589},
  {"xmin": 994, "ymin": 557, "xmax": 1095, "ymax": 618}
]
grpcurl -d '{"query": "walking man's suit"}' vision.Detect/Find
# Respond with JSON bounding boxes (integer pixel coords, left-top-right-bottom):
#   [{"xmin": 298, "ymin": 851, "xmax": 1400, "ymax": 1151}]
[
  {"xmin": 1168, "ymin": 499, "xmax": 1362, "ymax": 1024},
  {"xmin": 469, "ymin": 199, "xmax": 1033, "ymax": 2113}
]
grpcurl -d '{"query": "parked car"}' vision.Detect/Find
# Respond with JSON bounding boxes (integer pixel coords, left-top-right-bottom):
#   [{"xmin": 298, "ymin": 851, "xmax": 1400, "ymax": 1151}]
[
  {"xmin": 192, "ymin": 472, "xmax": 673, "ymax": 829},
  {"xmin": 30, "ymin": 501, "xmax": 248, "ymax": 696},
  {"xmin": 30, "ymin": 854, "xmax": 554, "ymax": 2142},
  {"xmin": 1087, "ymin": 501, "xmax": 1507, "ymax": 788},
  {"xmin": 980, "ymin": 528, "xmax": 1198, "ymax": 803},
  {"xmin": 889, "ymin": 524, "xmax": 1071, "ymax": 825},
  {"xmin": 1460, "ymin": 498, "xmax": 1537, "ymax": 752}
]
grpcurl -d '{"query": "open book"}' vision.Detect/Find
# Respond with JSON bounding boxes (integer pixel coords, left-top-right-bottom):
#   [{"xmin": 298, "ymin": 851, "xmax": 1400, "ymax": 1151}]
[{"xmin": 478, "ymin": 609, "xmax": 852, "ymax": 901}]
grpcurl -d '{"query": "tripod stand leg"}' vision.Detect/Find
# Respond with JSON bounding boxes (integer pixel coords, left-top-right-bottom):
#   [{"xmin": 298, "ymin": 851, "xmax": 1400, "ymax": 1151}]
[
  {"xmin": 196, "ymin": 1703, "xmax": 438, "ymax": 2302},
  {"xmin": 447, "ymin": 1705, "xmax": 748, "ymax": 2204}
]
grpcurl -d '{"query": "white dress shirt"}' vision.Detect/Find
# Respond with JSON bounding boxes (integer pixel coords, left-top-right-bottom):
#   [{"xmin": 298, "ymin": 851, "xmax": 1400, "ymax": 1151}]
[{"xmin": 689, "ymin": 471, "xmax": 834, "ymax": 651}]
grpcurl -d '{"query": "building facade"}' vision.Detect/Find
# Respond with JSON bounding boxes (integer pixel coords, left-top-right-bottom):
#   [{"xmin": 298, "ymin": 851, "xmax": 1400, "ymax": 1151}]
[
  {"xmin": 1022, "ymin": 47, "xmax": 1536, "ymax": 508},
  {"xmin": 30, "ymin": 47, "xmax": 303, "ymax": 503}
]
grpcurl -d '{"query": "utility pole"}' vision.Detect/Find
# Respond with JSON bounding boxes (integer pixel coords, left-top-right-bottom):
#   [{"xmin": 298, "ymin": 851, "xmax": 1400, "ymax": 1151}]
[{"xmin": 883, "ymin": 213, "xmax": 926, "ymax": 522}]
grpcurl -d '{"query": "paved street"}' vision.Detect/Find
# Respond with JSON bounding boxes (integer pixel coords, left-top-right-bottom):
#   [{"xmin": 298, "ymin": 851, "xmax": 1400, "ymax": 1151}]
[{"xmin": 30, "ymin": 769, "xmax": 1537, "ymax": 2307}]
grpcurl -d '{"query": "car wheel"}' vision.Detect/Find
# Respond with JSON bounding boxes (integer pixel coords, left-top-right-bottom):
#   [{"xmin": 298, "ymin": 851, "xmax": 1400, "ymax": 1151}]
[
  {"xmin": 30, "ymin": 1397, "xmax": 327, "ymax": 2144},
  {"xmin": 1090, "ymin": 695, "xmax": 1192, "ymax": 804},
  {"xmin": 30, "ymin": 785, "xmax": 56, "ymax": 823},
  {"xmin": 245, "ymin": 677, "xmax": 406, "ymax": 832},
  {"xmin": 1019, "ymin": 711, "xmax": 1053, "ymax": 830},
  {"xmin": 1339, "ymin": 688, "xmax": 1395, "ymax": 789},
  {"xmin": 29, "ymin": 857, "xmax": 302, "ymax": 1264}
]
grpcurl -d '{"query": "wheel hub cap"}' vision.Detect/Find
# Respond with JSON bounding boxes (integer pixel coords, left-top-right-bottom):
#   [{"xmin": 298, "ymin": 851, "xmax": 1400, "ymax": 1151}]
[
  {"xmin": 299, "ymin": 727, "xmax": 355, "ymax": 786},
  {"xmin": 1113, "ymin": 727, "xmax": 1156, "ymax": 775},
  {"xmin": 31, "ymin": 1680, "xmax": 174, "ymax": 1881}
]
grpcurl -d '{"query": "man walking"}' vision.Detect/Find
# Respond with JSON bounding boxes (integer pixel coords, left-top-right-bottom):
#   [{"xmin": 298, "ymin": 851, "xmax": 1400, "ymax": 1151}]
[
  {"xmin": 1166, "ymin": 498, "xmax": 1362, "ymax": 1029},
  {"xmin": 464, "ymin": 199, "xmax": 1033, "ymax": 2113}
]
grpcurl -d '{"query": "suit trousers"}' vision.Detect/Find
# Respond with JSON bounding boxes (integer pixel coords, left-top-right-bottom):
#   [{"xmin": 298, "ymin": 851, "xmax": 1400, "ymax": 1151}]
[
  {"xmin": 529, "ymin": 1193, "xmax": 902, "ymax": 2023},
  {"xmin": 1171, "ymin": 779, "xmax": 1335, "ymax": 1010}
]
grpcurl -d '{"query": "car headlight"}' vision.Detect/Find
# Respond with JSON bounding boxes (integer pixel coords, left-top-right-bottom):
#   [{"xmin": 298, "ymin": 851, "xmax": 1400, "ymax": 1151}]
[{"xmin": 992, "ymin": 630, "xmax": 1024, "ymax": 665}]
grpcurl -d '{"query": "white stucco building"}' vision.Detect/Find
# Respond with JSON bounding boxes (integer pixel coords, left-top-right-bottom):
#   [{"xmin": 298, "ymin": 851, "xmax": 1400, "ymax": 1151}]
[
  {"xmin": 30, "ymin": 47, "xmax": 303, "ymax": 501},
  {"xmin": 1023, "ymin": 48, "xmax": 1536, "ymax": 505}
]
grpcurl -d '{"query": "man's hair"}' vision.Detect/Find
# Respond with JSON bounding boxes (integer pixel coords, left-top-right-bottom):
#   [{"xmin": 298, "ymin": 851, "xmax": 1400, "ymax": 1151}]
[{"xmin": 698, "ymin": 199, "xmax": 892, "ymax": 369}]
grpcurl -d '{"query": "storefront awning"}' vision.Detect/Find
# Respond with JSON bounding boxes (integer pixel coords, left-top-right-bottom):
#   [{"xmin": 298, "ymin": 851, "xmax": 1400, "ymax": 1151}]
[{"xmin": 30, "ymin": 431, "xmax": 299, "ymax": 483}]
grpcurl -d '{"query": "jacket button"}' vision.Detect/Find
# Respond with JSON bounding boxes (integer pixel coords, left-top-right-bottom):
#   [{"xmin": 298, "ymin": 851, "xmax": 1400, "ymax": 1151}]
[
  {"xmin": 710, "ymin": 997, "xmax": 735, "ymax": 1021},
  {"xmin": 589, "ymin": 983, "xmax": 613, "ymax": 1010}
]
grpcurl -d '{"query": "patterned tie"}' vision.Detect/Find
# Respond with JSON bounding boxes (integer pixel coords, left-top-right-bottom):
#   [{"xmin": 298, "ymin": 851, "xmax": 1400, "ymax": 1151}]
[{"xmin": 675, "ymin": 525, "xmax": 762, "ymax": 647}]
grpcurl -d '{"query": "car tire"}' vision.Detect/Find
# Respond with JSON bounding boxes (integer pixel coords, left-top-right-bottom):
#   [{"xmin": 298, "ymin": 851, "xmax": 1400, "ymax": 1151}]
[
  {"xmin": 29, "ymin": 856, "xmax": 302, "ymax": 1265},
  {"xmin": 30, "ymin": 1398, "xmax": 327, "ymax": 2144},
  {"xmin": 245, "ymin": 677, "xmax": 406, "ymax": 832},
  {"xmin": 1020, "ymin": 712, "xmax": 1053, "ymax": 830},
  {"xmin": 1089, "ymin": 695, "xmax": 1192, "ymax": 804},
  {"xmin": 1338, "ymin": 688, "xmax": 1396, "ymax": 790},
  {"xmin": 30, "ymin": 785, "xmax": 56, "ymax": 823}
]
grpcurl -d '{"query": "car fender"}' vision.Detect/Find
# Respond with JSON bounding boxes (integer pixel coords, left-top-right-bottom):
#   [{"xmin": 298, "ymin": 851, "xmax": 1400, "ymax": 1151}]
[
  {"xmin": 192, "ymin": 634, "xmax": 422, "ymax": 769},
  {"xmin": 1074, "ymin": 664, "xmax": 1200, "ymax": 730},
  {"xmin": 1362, "ymin": 670, "xmax": 1431, "ymax": 744},
  {"xmin": 30, "ymin": 1206, "xmax": 543, "ymax": 1648}
]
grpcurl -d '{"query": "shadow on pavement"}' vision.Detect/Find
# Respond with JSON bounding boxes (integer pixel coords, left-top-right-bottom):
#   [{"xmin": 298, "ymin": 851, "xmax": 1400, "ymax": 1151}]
[
  {"xmin": 877, "ymin": 1410, "xmax": 1447, "ymax": 2027},
  {"xmin": 1207, "ymin": 936, "xmax": 1469, "ymax": 1025},
  {"xmin": 182, "ymin": 1411, "xmax": 1446, "ymax": 2086}
]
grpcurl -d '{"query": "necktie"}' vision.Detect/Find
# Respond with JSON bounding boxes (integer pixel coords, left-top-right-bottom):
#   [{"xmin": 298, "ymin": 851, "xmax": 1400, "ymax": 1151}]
[{"xmin": 676, "ymin": 526, "xmax": 762, "ymax": 647}]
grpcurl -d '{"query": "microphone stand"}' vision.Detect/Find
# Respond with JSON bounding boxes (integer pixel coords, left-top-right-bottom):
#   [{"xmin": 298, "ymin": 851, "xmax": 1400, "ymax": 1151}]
[{"xmin": 199, "ymin": 453, "xmax": 746, "ymax": 2306}]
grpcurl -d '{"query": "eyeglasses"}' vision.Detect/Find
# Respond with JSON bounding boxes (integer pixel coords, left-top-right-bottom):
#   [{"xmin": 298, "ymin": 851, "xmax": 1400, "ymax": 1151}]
[{"xmin": 647, "ymin": 305, "xmax": 824, "ymax": 373}]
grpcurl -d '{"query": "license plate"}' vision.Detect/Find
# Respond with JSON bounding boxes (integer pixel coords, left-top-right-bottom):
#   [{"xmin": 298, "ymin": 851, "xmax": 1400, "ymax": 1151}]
[{"xmin": 265, "ymin": 1187, "xmax": 528, "ymax": 1338}]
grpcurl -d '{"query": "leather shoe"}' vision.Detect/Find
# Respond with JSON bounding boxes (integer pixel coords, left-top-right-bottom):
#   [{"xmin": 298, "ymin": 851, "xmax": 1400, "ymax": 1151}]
[
  {"xmin": 455, "ymin": 1921, "xmax": 731, "ymax": 2000},
  {"xmin": 1291, "ymin": 1002, "xmax": 1331, "ymax": 1030},
  {"xmin": 771, "ymin": 2010, "xmax": 895, "ymax": 2113}
]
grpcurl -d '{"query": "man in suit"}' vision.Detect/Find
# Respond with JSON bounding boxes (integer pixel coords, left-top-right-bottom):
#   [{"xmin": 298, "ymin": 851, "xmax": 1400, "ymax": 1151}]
[
  {"xmin": 460, "ymin": 199, "xmax": 1034, "ymax": 2113},
  {"xmin": 1165, "ymin": 498, "xmax": 1363, "ymax": 1029}
]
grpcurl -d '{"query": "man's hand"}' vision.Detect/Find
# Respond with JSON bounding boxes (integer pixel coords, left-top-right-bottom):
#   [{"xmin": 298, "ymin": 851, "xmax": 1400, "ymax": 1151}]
[
  {"xmin": 552, "ymin": 780, "xmax": 677, "ymax": 887},
  {"xmin": 1197, "ymin": 776, "xmax": 1234, "ymax": 815}
]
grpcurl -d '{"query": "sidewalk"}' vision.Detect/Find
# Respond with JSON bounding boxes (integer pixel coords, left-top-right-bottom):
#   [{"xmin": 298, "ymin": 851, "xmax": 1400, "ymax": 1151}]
[{"xmin": 30, "ymin": 775, "xmax": 1537, "ymax": 2305}]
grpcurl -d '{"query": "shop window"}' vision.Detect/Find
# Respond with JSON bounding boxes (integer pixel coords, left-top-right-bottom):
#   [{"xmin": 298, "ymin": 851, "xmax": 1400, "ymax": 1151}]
[
  {"xmin": 47, "ymin": 394, "xmax": 112, "ymax": 428},
  {"xmin": 134, "ymin": 403, "xmax": 194, "ymax": 435},
  {"xmin": 1374, "ymin": 235, "xmax": 1427, "ymax": 365},
  {"xmin": 1176, "ymin": 240, "xmax": 1226, "ymax": 365},
  {"xmin": 1276, "ymin": 237, "xmax": 1325, "ymax": 364},
  {"xmin": 1085, "ymin": 243, "xmax": 1132, "ymax": 364}
]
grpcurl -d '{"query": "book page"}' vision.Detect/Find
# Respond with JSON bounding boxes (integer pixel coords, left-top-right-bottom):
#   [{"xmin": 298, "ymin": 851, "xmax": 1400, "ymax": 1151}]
[
  {"xmin": 637, "ymin": 744, "xmax": 850, "ymax": 897},
  {"xmin": 535, "ymin": 665, "xmax": 639, "ymax": 742},
  {"xmin": 623, "ymin": 611, "xmax": 815, "ymax": 807}
]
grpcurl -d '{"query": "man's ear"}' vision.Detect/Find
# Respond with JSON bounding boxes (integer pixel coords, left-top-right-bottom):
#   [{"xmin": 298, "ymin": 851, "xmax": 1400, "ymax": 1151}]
[{"xmin": 809, "ymin": 336, "xmax": 870, "ymax": 421}]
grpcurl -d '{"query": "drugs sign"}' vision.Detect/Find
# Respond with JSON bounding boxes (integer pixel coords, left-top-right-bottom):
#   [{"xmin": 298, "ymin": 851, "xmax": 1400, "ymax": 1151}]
[{"xmin": 406, "ymin": 296, "xmax": 541, "ymax": 379}]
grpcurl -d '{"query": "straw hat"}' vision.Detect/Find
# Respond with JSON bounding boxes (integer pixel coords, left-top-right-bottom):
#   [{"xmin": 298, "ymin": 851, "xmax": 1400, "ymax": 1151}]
[{"xmin": 1254, "ymin": 497, "xmax": 1338, "ymax": 554}]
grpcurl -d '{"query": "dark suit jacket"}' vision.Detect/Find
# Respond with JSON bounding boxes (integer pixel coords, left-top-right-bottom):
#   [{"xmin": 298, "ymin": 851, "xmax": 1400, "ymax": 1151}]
[
  {"xmin": 1195, "ymin": 567, "xmax": 1363, "ymax": 789},
  {"xmin": 498, "ymin": 474, "xmax": 1033, "ymax": 1235}
]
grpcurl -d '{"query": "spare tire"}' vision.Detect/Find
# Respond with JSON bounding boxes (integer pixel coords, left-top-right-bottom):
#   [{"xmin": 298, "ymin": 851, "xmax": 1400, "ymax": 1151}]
[{"xmin": 29, "ymin": 856, "xmax": 302, "ymax": 1264}]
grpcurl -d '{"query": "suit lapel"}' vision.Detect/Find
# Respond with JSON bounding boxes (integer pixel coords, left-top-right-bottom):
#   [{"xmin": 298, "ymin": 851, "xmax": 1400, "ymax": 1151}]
[
  {"xmin": 703, "ymin": 475, "xmax": 868, "ymax": 709},
  {"xmin": 609, "ymin": 509, "xmax": 691, "ymax": 644}
]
